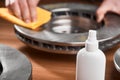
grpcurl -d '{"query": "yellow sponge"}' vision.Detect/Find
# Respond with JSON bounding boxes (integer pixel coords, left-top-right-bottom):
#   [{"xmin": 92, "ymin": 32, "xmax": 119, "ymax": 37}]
[{"xmin": 0, "ymin": 7, "xmax": 51, "ymax": 30}]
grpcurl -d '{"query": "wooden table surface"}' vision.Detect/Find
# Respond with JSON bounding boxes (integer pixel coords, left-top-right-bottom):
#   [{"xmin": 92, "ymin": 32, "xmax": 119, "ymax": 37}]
[
  {"xmin": 0, "ymin": 17, "xmax": 120, "ymax": 80},
  {"xmin": 0, "ymin": 1, "xmax": 120, "ymax": 80}
]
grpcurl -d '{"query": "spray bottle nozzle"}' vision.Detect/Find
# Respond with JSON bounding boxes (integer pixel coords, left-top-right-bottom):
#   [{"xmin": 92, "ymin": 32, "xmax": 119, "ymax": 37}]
[
  {"xmin": 85, "ymin": 30, "xmax": 98, "ymax": 51},
  {"xmin": 87, "ymin": 30, "xmax": 97, "ymax": 41}
]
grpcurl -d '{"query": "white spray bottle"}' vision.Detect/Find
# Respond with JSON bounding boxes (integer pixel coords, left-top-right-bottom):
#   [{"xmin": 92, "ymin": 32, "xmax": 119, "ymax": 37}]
[{"xmin": 76, "ymin": 30, "xmax": 106, "ymax": 80}]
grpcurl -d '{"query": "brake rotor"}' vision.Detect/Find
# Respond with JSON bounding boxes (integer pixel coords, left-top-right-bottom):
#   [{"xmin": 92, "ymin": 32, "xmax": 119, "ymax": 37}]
[
  {"xmin": 0, "ymin": 44, "xmax": 32, "ymax": 80},
  {"xmin": 14, "ymin": 3, "xmax": 120, "ymax": 54}
]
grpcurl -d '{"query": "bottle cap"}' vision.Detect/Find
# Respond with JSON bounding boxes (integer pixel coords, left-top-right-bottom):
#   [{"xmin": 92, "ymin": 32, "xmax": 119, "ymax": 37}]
[{"xmin": 85, "ymin": 30, "xmax": 98, "ymax": 52}]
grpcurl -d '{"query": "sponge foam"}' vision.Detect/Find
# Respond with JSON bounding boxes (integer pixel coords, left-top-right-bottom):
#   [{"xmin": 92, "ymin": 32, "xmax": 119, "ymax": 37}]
[{"xmin": 0, "ymin": 7, "xmax": 51, "ymax": 30}]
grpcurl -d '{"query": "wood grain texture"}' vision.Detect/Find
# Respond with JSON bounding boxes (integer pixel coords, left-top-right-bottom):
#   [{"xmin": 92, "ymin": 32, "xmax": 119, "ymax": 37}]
[{"xmin": 0, "ymin": 16, "xmax": 120, "ymax": 80}]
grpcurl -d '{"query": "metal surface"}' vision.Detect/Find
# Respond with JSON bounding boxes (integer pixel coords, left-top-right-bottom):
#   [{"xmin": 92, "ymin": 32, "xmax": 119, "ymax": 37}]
[
  {"xmin": 114, "ymin": 48, "xmax": 120, "ymax": 72},
  {"xmin": 14, "ymin": 3, "xmax": 120, "ymax": 54},
  {"xmin": 0, "ymin": 44, "xmax": 32, "ymax": 80}
]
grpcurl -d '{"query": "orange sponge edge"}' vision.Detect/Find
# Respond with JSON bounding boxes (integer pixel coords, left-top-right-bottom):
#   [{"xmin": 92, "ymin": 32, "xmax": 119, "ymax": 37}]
[{"xmin": 0, "ymin": 7, "xmax": 51, "ymax": 30}]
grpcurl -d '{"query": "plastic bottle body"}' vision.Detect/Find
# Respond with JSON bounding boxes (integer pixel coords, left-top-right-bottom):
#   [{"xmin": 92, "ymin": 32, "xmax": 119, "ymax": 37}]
[{"xmin": 76, "ymin": 48, "xmax": 106, "ymax": 80}]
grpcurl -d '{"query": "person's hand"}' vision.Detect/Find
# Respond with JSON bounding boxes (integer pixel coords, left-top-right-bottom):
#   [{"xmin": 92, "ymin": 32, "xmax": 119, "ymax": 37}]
[
  {"xmin": 5, "ymin": 0, "xmax": 40, "ymax": 23},
  {"xmin": 97, "ymin": 0, "xmax": 120, "ymax": 22}
]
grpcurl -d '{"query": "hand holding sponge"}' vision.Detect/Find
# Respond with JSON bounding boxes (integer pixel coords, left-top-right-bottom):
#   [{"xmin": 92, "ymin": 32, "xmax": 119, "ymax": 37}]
[{"xmin": 0, "ymin": 7, "xmax": 51, "ymax": 30}]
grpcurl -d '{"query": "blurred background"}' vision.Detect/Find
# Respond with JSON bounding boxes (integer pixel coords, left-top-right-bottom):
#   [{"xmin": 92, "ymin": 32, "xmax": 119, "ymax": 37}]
[{"xmin": 0, "ymin": 0, "xmax": 103, "ymax": 7}]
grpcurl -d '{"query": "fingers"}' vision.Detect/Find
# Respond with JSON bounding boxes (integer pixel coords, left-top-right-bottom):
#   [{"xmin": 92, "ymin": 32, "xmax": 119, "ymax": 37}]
[
  {"xmin": 97, "ymin": 0, "xmax": 120, "ymax": 23},
  {"xmin": 5, "ymin": 0, "xmax": 30, "ymax": 23},
  {"xmin": 27, "ymin": 0, "xmax": 40, "ymax": 22},
  {"xmin": 96, "ymin": 1, "xmax": 110, "ymax": 22},
  {"xmin": 27, "ymin": 0, "xmax": 37, "ymax": 22},
  {"xmin": 96, "ymin": 7, "xmax": 106, "ymax": 23},
  {"xmin": 19, "ymin": 0, "xmax": 40, "ymax": 22},
  {"xmin": 5, "ymin": 0, "xmax": 40, "ymax": 23},
  {"xmin": 19, "ymin": 0, "xmax": 31, "ymax": 23},
  {"xmin": 6, "ymin": 0, "xmax": 22, "ymax": 19}
]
